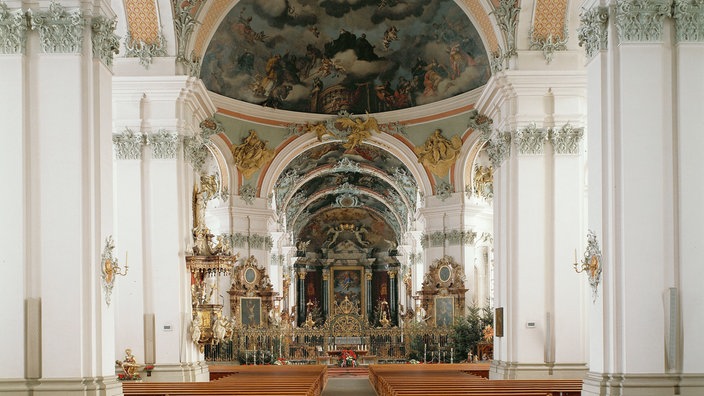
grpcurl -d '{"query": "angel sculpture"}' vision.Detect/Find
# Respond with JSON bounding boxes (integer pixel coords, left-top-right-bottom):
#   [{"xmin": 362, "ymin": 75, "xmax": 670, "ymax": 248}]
[
  {"xmin": 337, "ymin": 113, "xmax": 381, "ymax": 150},
  {"xmin": 306, "ymin": 122, "xmax": 336, "ymax": 142}
]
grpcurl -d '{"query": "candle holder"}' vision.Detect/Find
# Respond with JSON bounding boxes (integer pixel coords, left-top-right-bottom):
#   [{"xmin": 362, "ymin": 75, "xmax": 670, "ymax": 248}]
[
  {"xmin": 101, "ymin": 236, "xmax": 129, "ymax": 306},
  {"xmin": 574, "ymin": 230, "xmax": 603, "ymax": 301}
]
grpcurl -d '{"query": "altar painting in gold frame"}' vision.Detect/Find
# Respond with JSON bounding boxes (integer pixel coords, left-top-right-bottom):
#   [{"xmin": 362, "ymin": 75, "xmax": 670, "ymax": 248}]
[
  {"xmin": 435, "ymin": 296, "xmax": 454, "ymax": 327},
  {"xmin": 240, "ymin": 297, "xmax": 262, "ymax": 327},
  {"xmin": 331, "ymin": 267, "xmax": 364, "ymax": 314}
]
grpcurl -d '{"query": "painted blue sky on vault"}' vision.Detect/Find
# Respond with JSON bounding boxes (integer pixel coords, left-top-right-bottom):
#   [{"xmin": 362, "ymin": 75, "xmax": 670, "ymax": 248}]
[{"xmin": 201, "ymin": 0, "xmax": 490, "ymax": 114}]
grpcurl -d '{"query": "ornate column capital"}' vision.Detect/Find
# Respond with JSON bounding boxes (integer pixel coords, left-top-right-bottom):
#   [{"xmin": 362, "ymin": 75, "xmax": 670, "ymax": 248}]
[
  {"xmin": 0, "ymin": 3, "xmax": 28, "ymax": 54},
  {"xmin": 615, "ymin": 0, "xmax": 672, "ymax": 42},
  {"xmin": 148, "ymin": 129, "xmax": 179, "ymax": 159},
  {"xmin": 549, "ymin": 124, "xmax": 584, "ymax": 154},
  {"xmin": 29, "ymin": 2, "xmax": 85, "ymax": 53},
  {"xmin": 297, "ymin": 269, "xmax": 307, "ymax": 280},
  {"xmin": 578, "ymin": 6, "xmax": 609, "ymax": 60},
  {"xmin": 91, "ymin": 16, "xmax": 120, "ymax": 67},
  {"xmin": 124, "ymin": 30, "xmax": 167, "ymax": 69},
  {"xmin": 673, "ymin": 0, "xmax": 704, "ymax": 42},
  {"xmin": 486, "ymin": 131, "xmax": 512, "ymax": 168},
  {"xmin": 113, "ymin": 129, "xmax": 145, "ymax": 160},
  {"xmin": 514, "ymin": 123, "xmax": 548, "ymax": 155},
  {"xmin": 388, "ymin": 270, "xmax": 398, "ymax": 279}
]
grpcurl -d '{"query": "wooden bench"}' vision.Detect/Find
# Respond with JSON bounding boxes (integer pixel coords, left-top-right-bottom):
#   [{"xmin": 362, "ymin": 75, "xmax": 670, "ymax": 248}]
[
  {"xmin": 369, "ymin": 364, "xmax": 582, "ymax": 396},
  {"xmin": 123, "ymin": 365, "xmax": 327, "ymax": 396}
]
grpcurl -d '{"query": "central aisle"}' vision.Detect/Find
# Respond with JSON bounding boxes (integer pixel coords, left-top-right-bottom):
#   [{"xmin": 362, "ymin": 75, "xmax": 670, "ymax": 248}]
[{"xmin": 322, "ymin": 378, "xmax": 377, "ymax": 396}]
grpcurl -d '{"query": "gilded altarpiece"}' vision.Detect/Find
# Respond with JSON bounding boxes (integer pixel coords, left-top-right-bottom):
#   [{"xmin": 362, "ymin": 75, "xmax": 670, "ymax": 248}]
[
  {"xmin": 418, "ymin": 256, "xmax": 468, "ymax": 327},
  {"xmin": 229, "ymin": 255, "xmax": 278, "ymax": 328}
]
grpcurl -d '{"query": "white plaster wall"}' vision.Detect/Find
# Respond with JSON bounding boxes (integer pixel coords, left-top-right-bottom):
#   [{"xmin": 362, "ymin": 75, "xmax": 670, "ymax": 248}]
[
  {"xmin": 677, "ymin": 44, "xmax": 704, "ymax": 374},
  {"xmin": 0, "ymin": 56, "xmax": 27, "ymax": 379}
]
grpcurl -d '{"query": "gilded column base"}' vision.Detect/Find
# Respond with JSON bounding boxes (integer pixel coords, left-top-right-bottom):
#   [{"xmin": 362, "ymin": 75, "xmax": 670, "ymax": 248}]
[
  {"xmin": 582, "ymin": 371, "xmax": 704, "ymax": 396},
  {"xmin": 0, "ymin": 376, "xmax": 123, "ymax": 395},
  {"xmin": 489, "ymin": 360, "xmax": 588, "ymax": 380}
]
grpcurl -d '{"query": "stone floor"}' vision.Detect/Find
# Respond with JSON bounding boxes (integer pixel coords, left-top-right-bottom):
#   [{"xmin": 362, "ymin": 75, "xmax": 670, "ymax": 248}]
[{"xmin": 322, "ymin": 378, "xmax": 377, "ymax": 396}]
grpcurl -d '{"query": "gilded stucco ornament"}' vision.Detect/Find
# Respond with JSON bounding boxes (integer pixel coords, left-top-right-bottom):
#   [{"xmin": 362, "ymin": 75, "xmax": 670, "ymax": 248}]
[
  {"xmin": 414, "ymin": 129, "xmax": 462, "ymax": 177},
  {"xmin": 578, "ymin": 6, "xmax": 609, "ymax": 60},
  {"xmin": 472, "ymin": 165, "xmax": 494, "ymax": 200},
  {"xmin": 29, "ymin": 1, "xmax": 85, "ymax": 53},
  {"xmin": 124, "ymin": 29, "xmax": 167, "ymax": 68},
  {"xmin": 673, "ymin": 0, "xmax": 704, "ymax": 42},
  {"xmin": 549, "ymin": 123, "xmax": 584, "ymax": 154},
  {"xmin": 486, "ymin": 131, "xmax": 512, "ymax": 168},
  {"xmin": 91, "ymin": 16, "xmax": 120, "ymax": 66},
  {"xmin": 575, "ymin": 230, "xmax": 603, "ymax": 301},
  {"xmin": 529, "ymin": 26, "xmax": 568, "ymax": 64},
  {"xmin": 615, "ymin": 0, "xmax": 671, "ymax": 42},
  {"xmin": 113, "ymin": 128, "xmax": 145, "ymax": 160},
  {"xmin": 231, "ymin": 130, "xmax": 275, "ymax": 179},
  {"xmin": 515, "ymin": 123, "xmax": 548, "ymax": 155},
  {"xmin": 0, "ymin": 2, "xmax": 27, "ymax": 54},
  {"xmin": 101, "ymin": 235, "xmax": 128, "ymax": 306},
  {"xmin": 148, "ymin": 129, "xmax": 179, "ymax": 159}
]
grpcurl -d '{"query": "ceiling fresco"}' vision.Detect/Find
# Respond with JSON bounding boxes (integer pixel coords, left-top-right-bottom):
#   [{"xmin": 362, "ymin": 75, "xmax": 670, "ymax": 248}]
[
  {"xmin": 296, "ymin": 207, "xmax": 398, "ymax": 251},
  {"xmin": 201, "ymin": 0, "xmax": 490, "ymax": 114}
]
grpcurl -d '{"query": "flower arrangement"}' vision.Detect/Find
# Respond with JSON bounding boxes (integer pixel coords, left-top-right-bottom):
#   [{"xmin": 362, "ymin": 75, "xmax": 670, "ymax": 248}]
[
  {"xmin": 338, "ymin": 349, "xmax": 357, "ymax": 367},
  {"xmin": 274, "ymin": 358, "xmax": 290, "ymax": 365},
  {"xmin": 117, "ymin": 373, "xmax": 141, "ymax": 381},
  {"xmin": 144, "ymin": 365, "xmax": 154, "ymax": 376},
  {"xmin": 407, "ymin": 359, "xmax": 420, "ymax": 364}
]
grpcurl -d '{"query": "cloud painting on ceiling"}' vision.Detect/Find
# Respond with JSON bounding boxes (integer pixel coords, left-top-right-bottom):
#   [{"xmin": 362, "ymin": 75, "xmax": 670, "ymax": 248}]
[{"xmin": 201, "ymin": 0, "xmax": 490, "ymax": 114}]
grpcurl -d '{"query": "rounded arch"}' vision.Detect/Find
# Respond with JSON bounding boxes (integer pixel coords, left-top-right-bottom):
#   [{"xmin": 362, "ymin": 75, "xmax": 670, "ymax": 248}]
[
  {"xmin": 260, "ymin": 132, "xmax": 433, "ymax": 204},
  {"xmin": 454, "ymin": 127, "xmax": 490, "ymax": 193}
]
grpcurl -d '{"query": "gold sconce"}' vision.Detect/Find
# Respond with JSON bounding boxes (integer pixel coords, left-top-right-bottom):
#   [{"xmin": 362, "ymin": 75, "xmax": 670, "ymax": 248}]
[
  {"xmin": 101, "ymin": 235, "xmax": 128, "ymax": 306},
  {"xmin": 574, "ymin": 229, "xmax": 602, "ymax": 301}
]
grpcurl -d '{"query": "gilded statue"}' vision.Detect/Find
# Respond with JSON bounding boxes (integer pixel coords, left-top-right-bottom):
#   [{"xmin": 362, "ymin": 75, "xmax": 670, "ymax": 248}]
[
  {"xmin": 336, "ymin": 113, "xmax": 381, "ymax": 150},
  {"xmin": 414, "ymin": 129, "xmax": 462, "ymax": 176},
  {"xmin": 230, "ymin": 130, "xmax": 275, "ymax": 179},
  {"xmin": 116, "ymin": 349, "xmax": 141, "ymax": 378},
  {"xmin": 472, "ymin": 165, "xmax": 493, "ymax": 199},
  {"xmin": 305, "ymin": 121, "xmax": 336, "ymax": 141}
]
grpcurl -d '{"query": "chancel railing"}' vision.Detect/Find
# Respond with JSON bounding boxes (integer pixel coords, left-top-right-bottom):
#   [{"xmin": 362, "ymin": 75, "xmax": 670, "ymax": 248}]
[{"xmin": 204, "ymin": 324, "xmax": 455, "ymax": 364}]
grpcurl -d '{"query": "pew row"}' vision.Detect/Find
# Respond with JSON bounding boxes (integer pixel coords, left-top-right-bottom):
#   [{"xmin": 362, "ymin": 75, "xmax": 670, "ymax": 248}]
[
  {"xmin": 122, "ymin": 365, "xmax": 327, "ymax": 396},
  {"xmin": 369, "ymin": 364, "xmax": 582, "ymax": 396}
]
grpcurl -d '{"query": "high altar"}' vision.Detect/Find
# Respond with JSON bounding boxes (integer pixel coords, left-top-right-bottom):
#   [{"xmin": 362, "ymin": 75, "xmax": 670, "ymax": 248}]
[{"xmin": 293, "ymin": 224, "xmax": 401, "ymax": 328}]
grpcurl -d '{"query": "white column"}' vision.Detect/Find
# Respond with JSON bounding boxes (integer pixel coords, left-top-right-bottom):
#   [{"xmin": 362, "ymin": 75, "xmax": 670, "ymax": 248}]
[
  {"xmin": 480, "ymin": 71, "xmax": 588, "ymax": 379},
  {"xmin": 0, "ymin": 2, "xmax": 121, "ymax": 394},
  {"xmin": 676, "ymin": 41, "xmax": 704, "ymax": 395},
  {"xmin": 0, "ymin": 22, "xmax": 28, "ymax": 391},
  {"xmin": 580, "ymin": 3, "xmax": 700, "ymax": 394}
]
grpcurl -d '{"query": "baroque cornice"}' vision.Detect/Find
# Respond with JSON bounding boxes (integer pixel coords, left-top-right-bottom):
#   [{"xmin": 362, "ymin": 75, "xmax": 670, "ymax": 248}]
[
  {"xmin": 578, "ymin": 6, "xmax": 609, "ymax": 60},
  {"xmin": 29, "ymin": 2, "xmax": 85, "ymax": 53},
  {"xmin": 0, "ymin": 3, "xmax": 27, "ymax": 54},
  {"xmin": 673, "ymin": 0, "xmax": 704, "ymax": 42},
  {"xmin": 514, "ymin": 123, "xmax": 548, "ymax": 155},
  {"xmin": 113, "ymin": 129, "xmax": 145, "ymax": 160},
  {"xmin": 148, "ymin": 130, "xmax": 179, "ymax": 159},
  {"xmin": 549, "ymin": 123, "xmax": 584, "ymax": 154},
  {"xmin": 420, "ymin": 229, "xmax": 477, "ymax": 248},
  {"xmin": 615, "ymin": 0, "xmax": 672, "ymax": 42},
  {"xmin": 91, "ymin": 16, "xmax": 120, "ymax": 67}
]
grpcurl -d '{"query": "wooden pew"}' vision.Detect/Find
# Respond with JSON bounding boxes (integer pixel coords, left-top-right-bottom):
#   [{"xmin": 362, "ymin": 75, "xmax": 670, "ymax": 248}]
[
  {"xmin": 123, "ymin": 365, "xmax": 327, "ymax": 396},
  {"xmin": 369, "ymin": 364, "xmax": 582, "ymax": 396}
]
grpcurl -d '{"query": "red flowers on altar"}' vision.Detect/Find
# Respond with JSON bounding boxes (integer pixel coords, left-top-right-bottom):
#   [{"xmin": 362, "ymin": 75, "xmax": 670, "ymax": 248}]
[{"xmin": 338, "ymin": 350, "xmax": 357, "ymax": 367}]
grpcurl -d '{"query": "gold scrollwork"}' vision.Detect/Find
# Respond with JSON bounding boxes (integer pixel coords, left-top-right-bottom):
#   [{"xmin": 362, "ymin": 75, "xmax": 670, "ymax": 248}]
[{"xmin": 231, "ymin": 130, "xmax": 275, "ymax": 179}]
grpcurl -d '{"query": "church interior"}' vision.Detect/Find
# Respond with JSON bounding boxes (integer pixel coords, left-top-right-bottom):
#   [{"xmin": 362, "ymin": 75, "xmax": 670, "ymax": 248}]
[{"xmin": 1, "ymin": 0, "xmax": 703, "ymax": 395}]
